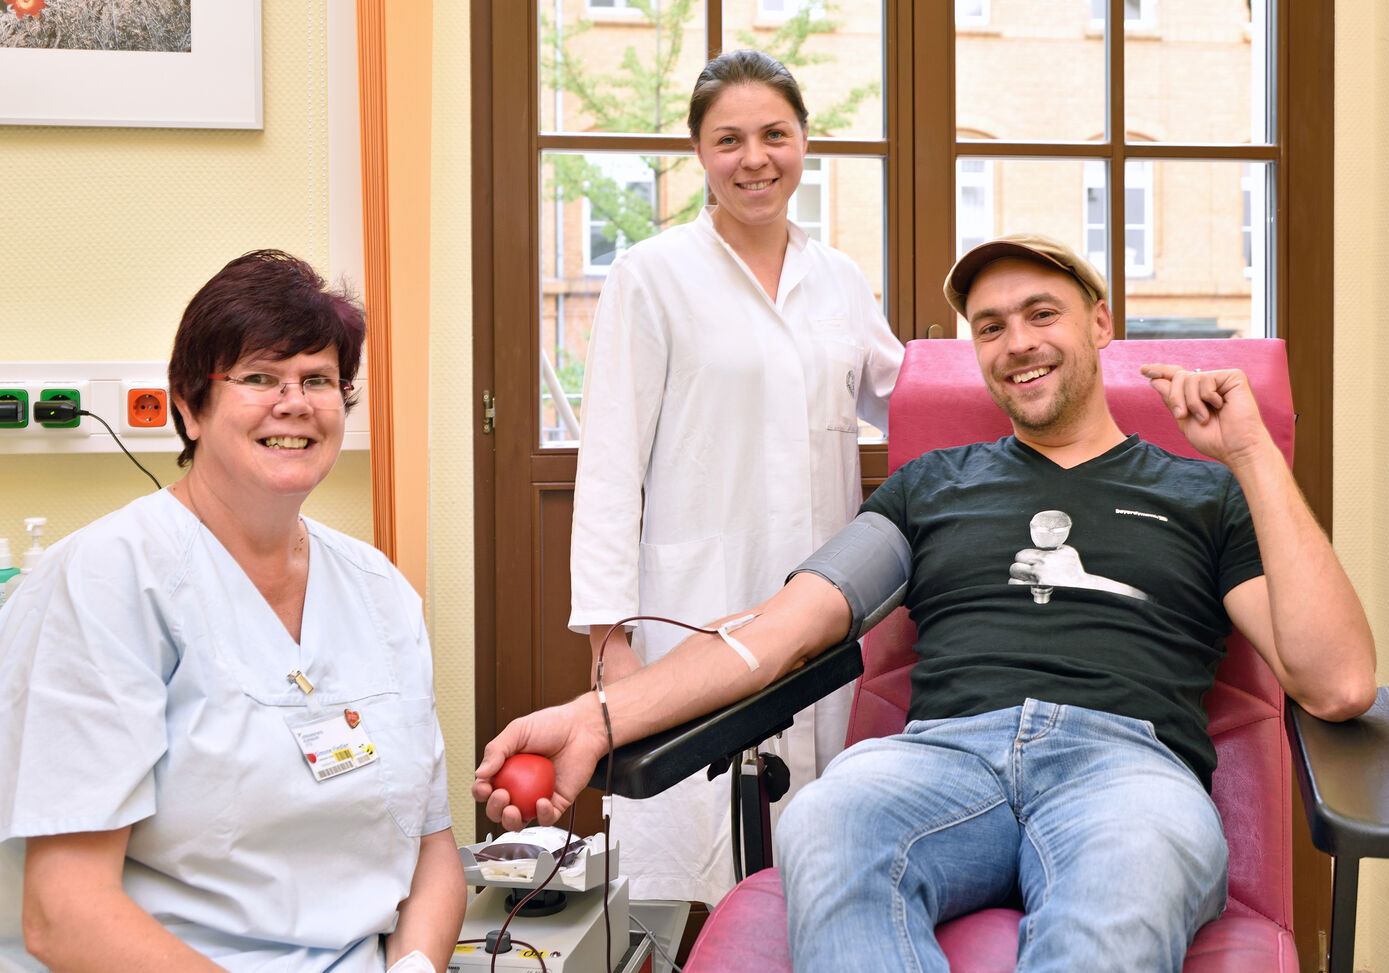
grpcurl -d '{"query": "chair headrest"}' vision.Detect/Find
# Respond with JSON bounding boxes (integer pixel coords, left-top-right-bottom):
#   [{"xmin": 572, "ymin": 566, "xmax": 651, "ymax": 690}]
[{"xmin": 887, "ymin": 338, "xmax": 1294, "ymax": 472}]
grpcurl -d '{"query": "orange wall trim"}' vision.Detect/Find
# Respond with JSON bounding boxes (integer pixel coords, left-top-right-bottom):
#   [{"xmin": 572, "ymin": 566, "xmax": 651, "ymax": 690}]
[
  {"xmin": 357, "ymin": 0, "xmax": 395, "ymax": 562},
  {"xmin": 357, "ymin": 0, "xmax": 432, "ymax": 596}
]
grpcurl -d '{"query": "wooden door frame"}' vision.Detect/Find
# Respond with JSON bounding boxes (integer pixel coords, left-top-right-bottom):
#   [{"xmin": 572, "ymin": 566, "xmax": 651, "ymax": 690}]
[{"xmin": 1283, "ymin": 4, "xmax": 1337, "ymax": 967}]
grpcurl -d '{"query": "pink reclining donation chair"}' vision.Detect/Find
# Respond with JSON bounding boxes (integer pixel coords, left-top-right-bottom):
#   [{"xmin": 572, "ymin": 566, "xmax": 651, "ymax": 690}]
[{"xmin": 597, "ymin": 338, "xmax": 1323, "ymax": 971}]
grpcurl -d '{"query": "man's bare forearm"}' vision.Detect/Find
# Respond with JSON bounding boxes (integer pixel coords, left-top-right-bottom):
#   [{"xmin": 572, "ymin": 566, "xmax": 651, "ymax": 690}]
[
  {"xmin": 1227, "ymin": 440, "xmax": 1377, "ymax": 720},
  {"xmin": 476, "ymin": 572, "xmax": 852, "ymax": 831},
  {"xmin": 588, "ymin": 572, "xmax": 851, "ymax": 750}
]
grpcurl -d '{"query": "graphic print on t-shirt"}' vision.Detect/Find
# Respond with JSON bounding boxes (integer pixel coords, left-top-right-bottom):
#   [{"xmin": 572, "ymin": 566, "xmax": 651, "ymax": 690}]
[{"xmin": 1009, "ymin": 509, "xmax": 1150, "ymax": 604}]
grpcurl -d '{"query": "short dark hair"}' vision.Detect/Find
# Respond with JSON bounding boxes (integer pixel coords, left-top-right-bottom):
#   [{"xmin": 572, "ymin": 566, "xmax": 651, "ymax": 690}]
[
  {"xmin": 168, "ymin": 249, "xmax": 366, "ymax": 467},
  {"xmin": 687, "ymin": 49, "xmax": 809, "ymax": 142}
]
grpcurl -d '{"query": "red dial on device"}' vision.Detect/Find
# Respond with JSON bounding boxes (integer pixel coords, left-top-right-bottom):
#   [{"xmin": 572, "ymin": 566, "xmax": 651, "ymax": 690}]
[{"xmin": 493, "ymin": 753, "xmax": 556, "ymax": 820}]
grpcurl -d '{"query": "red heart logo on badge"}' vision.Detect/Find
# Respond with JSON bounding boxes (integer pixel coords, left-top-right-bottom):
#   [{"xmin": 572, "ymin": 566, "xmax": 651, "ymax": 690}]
[{"xmin": 344, "ymin": 708, "xmax": 361, "ymax": 729}]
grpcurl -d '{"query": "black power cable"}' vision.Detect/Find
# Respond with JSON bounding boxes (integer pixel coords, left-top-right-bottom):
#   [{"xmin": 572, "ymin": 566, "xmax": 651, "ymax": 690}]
[
  {"xmin": 31, "ymin": 399, "xmax": 162, "ymax": 490},
  {"xmin": 80, "ymin": 409, "xmax": 163, "ymax": 490}
]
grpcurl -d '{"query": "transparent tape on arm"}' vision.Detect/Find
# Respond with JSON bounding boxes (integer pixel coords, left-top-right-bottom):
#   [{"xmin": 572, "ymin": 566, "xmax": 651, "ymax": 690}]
[
  {"xmin": 716, "ymin": 612, "xmax": 762, "ymax": 672},
  {"xmin": 595, "ymin": 611, "xmax": 765, "ymax": 687}
]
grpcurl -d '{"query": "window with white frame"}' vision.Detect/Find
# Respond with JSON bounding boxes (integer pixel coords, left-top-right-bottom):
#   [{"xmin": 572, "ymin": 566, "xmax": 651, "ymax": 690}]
[
  {"xmin": 1241, "ymin": 164, "xmax": 1254, "ymax": 278},
  {"xmin": 1089, "ymin": 0, "xmax": 1155, "ymax": 28},
  {"xmin": 585, "ymin": 0, "xmax": 643, "ymax": 16},
  {"xmin": 582, "ymin": 156, "xmax": 655, "ymax": 275},
  {"xmin": 788, "ymin": 157, "xmax": 827, "ymax": 242},
  {"xmin": 758, "ymin": 0, "xmax": 825, "ymax": 21},
  {"xmin": 1083, "ymin": 159, "xmax": 1153, "ymax": 278},
  {"xmin": 956, "ymin": 0, "xmax": 990, "ymax": 27},
  {"xmin": 1242, "ymin": 162, "xmax": 1269, "ymax": 329},
  {"xmin": 1083, "ymin": 164, "xmax": 1107, "ymax": 270},
  {"xmin": 1123, "ymin": 160, "xmax": 1154, "ymax": 277},
  {"xmin": 956, "ymin": 158, "xmax": 994, "ymax": 257}
]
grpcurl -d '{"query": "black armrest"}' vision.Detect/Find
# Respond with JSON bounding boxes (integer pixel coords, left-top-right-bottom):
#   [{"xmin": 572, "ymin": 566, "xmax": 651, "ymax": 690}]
[
  {"xmin": 1286, "ymin": 686, "xmax": 1389, "ymax": 859},
  {"xmin": 590, "ymin": 639, "xmax": 865, "ymax": 799},
  {"xmin": 1285, "ymin": 687, "xmax": 1389, "ymax": 973}
]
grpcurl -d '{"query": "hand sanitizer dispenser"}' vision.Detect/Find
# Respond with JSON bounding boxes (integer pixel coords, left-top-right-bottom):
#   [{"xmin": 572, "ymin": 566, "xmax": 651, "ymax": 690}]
[
  {"xmin": 0, "ymin": 537, "xmax": 20, "ymax": 610},
  {"xmin": 20, "ymin": 518, "xmax": 46, "ymax": 574},
  {"xmin": 3, "ymin": 518, "xmax": 46, "ymax": 606}
]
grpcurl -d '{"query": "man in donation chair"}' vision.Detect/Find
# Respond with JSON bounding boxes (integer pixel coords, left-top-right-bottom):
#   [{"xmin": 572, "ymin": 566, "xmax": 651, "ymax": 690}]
[{"xmin": 474, "ymin": 234, "xmax": 1377, "ymax": 972}]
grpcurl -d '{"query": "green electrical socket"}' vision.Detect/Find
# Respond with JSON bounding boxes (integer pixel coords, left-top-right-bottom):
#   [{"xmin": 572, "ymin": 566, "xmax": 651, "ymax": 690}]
[
  {"xmin": 39, "ymin": 388, "xmax": 81, "ymax": 429},
  {"xmin": 0, "ymin": 388, "xmax": 28, "ymax": 428}
]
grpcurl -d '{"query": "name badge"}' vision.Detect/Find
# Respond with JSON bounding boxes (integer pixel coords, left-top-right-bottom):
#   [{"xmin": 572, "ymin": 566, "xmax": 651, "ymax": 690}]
[{"xmin": 289, "ymin": 707, "xmax": 379, "ymax": 782}]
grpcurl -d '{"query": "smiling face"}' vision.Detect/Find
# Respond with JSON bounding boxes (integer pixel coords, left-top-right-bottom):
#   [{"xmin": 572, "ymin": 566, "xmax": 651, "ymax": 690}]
[
  {"xmin": 966, "ymin": 258, "xmax": 1114, "ymax": 438},
  {"xmin": 694, "ymin": 82, "xmax": 808, "ymax": 239},
  {"xmin": 176, "ymin": 346, "xmax": 346, "ymax": 507}
]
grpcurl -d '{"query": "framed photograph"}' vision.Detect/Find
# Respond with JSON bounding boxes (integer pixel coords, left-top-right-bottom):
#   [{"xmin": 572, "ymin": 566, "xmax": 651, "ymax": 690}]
[{"xmin": 0, "ymin": 0, "xmax": 261, "ymax": 129}]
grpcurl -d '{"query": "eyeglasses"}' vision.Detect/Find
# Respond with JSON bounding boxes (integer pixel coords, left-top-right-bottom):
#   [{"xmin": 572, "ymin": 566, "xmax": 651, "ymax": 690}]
[{"xmin": 208, "ymin": 372, "xmax": 354, "ymax": 408}]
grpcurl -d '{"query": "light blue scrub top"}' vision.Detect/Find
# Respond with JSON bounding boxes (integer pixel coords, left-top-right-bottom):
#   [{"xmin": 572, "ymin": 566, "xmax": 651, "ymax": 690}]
[{"xmin": 0, "ymin": 490, "xmax": 450, "ymax": 971}]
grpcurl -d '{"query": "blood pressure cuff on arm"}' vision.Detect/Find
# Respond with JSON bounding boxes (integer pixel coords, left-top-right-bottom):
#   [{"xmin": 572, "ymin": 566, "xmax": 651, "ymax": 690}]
[{"xmin": 787, "ymin": 511, "xmax": 911, "ymax": 643}]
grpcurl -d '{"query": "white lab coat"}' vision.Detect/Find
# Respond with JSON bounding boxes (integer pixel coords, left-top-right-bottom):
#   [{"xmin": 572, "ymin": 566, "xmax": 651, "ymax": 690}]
[
  {"xmin": 0, "ymin": 490, "xmax": 450, "ymax": 972},
  {"xmin": 569, "ymin": 206, "xmax": 903, "ymax": 904}
]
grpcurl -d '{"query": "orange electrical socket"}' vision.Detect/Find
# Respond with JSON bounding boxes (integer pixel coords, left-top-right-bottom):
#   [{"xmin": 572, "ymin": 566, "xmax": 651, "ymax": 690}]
[{"xmin": 127, "ymin": 388, "xmax": 169, "ymax": 428}]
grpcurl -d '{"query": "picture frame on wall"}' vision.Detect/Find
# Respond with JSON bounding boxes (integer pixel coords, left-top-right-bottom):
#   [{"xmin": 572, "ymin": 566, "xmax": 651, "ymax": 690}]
[{"xmin": 0, "ymin": 0, "xmax": 262, "ymax": 129}]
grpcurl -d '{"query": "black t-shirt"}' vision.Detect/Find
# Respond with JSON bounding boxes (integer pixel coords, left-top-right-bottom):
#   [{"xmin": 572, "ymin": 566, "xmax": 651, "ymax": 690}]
[{"xmin": 860, "ymin": 434, "xmax": 1263, "ymax": 789}]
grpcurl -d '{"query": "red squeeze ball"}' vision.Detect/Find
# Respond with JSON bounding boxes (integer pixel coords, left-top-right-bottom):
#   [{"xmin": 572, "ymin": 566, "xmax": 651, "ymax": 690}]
[{"xmin": 493, "ymin": 753, "xmax": 556, "ymax": 820}]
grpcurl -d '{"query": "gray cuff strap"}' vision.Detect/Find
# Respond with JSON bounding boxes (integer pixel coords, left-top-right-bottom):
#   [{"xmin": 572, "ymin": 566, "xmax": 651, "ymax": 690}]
[{"xmin": 788, "ymin": 511, "xmax": 911, "ymax": 642}]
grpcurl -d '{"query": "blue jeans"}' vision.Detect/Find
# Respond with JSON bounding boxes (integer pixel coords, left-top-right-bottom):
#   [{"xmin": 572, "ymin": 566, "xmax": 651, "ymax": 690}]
[{"xmin": 776, "ymin": 700, "xmax": 1228, "ymax": 972}]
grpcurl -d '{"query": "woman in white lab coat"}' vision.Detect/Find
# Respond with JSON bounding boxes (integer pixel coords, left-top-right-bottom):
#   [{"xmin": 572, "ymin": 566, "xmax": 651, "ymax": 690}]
[
  {"xmin": 0, "ymin": 251, "xmax": 465, "ymax": 972},
  {"xmin": 568, "ymin": 49, "xmax": 904, "ymax": 906}
]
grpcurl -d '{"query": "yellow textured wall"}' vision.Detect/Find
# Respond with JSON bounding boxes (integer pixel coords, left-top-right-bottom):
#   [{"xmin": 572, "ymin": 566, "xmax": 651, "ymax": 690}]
[
  {"xmin": 2, "ymin": 0, "xmax": 1381, "ymax": 957},
  {"xmin": 0, "ymin": 0, "xmax": 372, "ymax": 551},
  {"xmin": 1335, "ymin": 1, "xmax": 1389, "ymax": 968},
  {"xmin": 428, "ymin": 0, "xmax": 477, "ymax": 841}
]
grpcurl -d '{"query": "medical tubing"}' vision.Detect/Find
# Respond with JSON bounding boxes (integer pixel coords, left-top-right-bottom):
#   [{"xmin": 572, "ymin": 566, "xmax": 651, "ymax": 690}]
[
  {"xmin": 475, "ymin": 801, "xmax": 577, "ymax": 972},
  {"xmin": 595, "ymin": 613, "xmax": 764, "ymax": 947},
  {"xmin": 479, "ymin": 612, "xmax": 757, "ymax": 970},
  {"xmin": 454, "ymin": 933, "xmax": 546, "ymax": 972},
  {"xmin": 730, "ymin": 754, "xmax": 744, "ymax": 885},
  {"xmin": 449, "ymin": 932, "xmax": 546, "ymax": 972}
]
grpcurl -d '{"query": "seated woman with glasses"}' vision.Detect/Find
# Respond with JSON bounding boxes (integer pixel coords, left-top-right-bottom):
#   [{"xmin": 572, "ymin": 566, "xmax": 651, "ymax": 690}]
[{"xmin": 0, "ymin": 250, "xmax": 465, "ymax": 972}]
